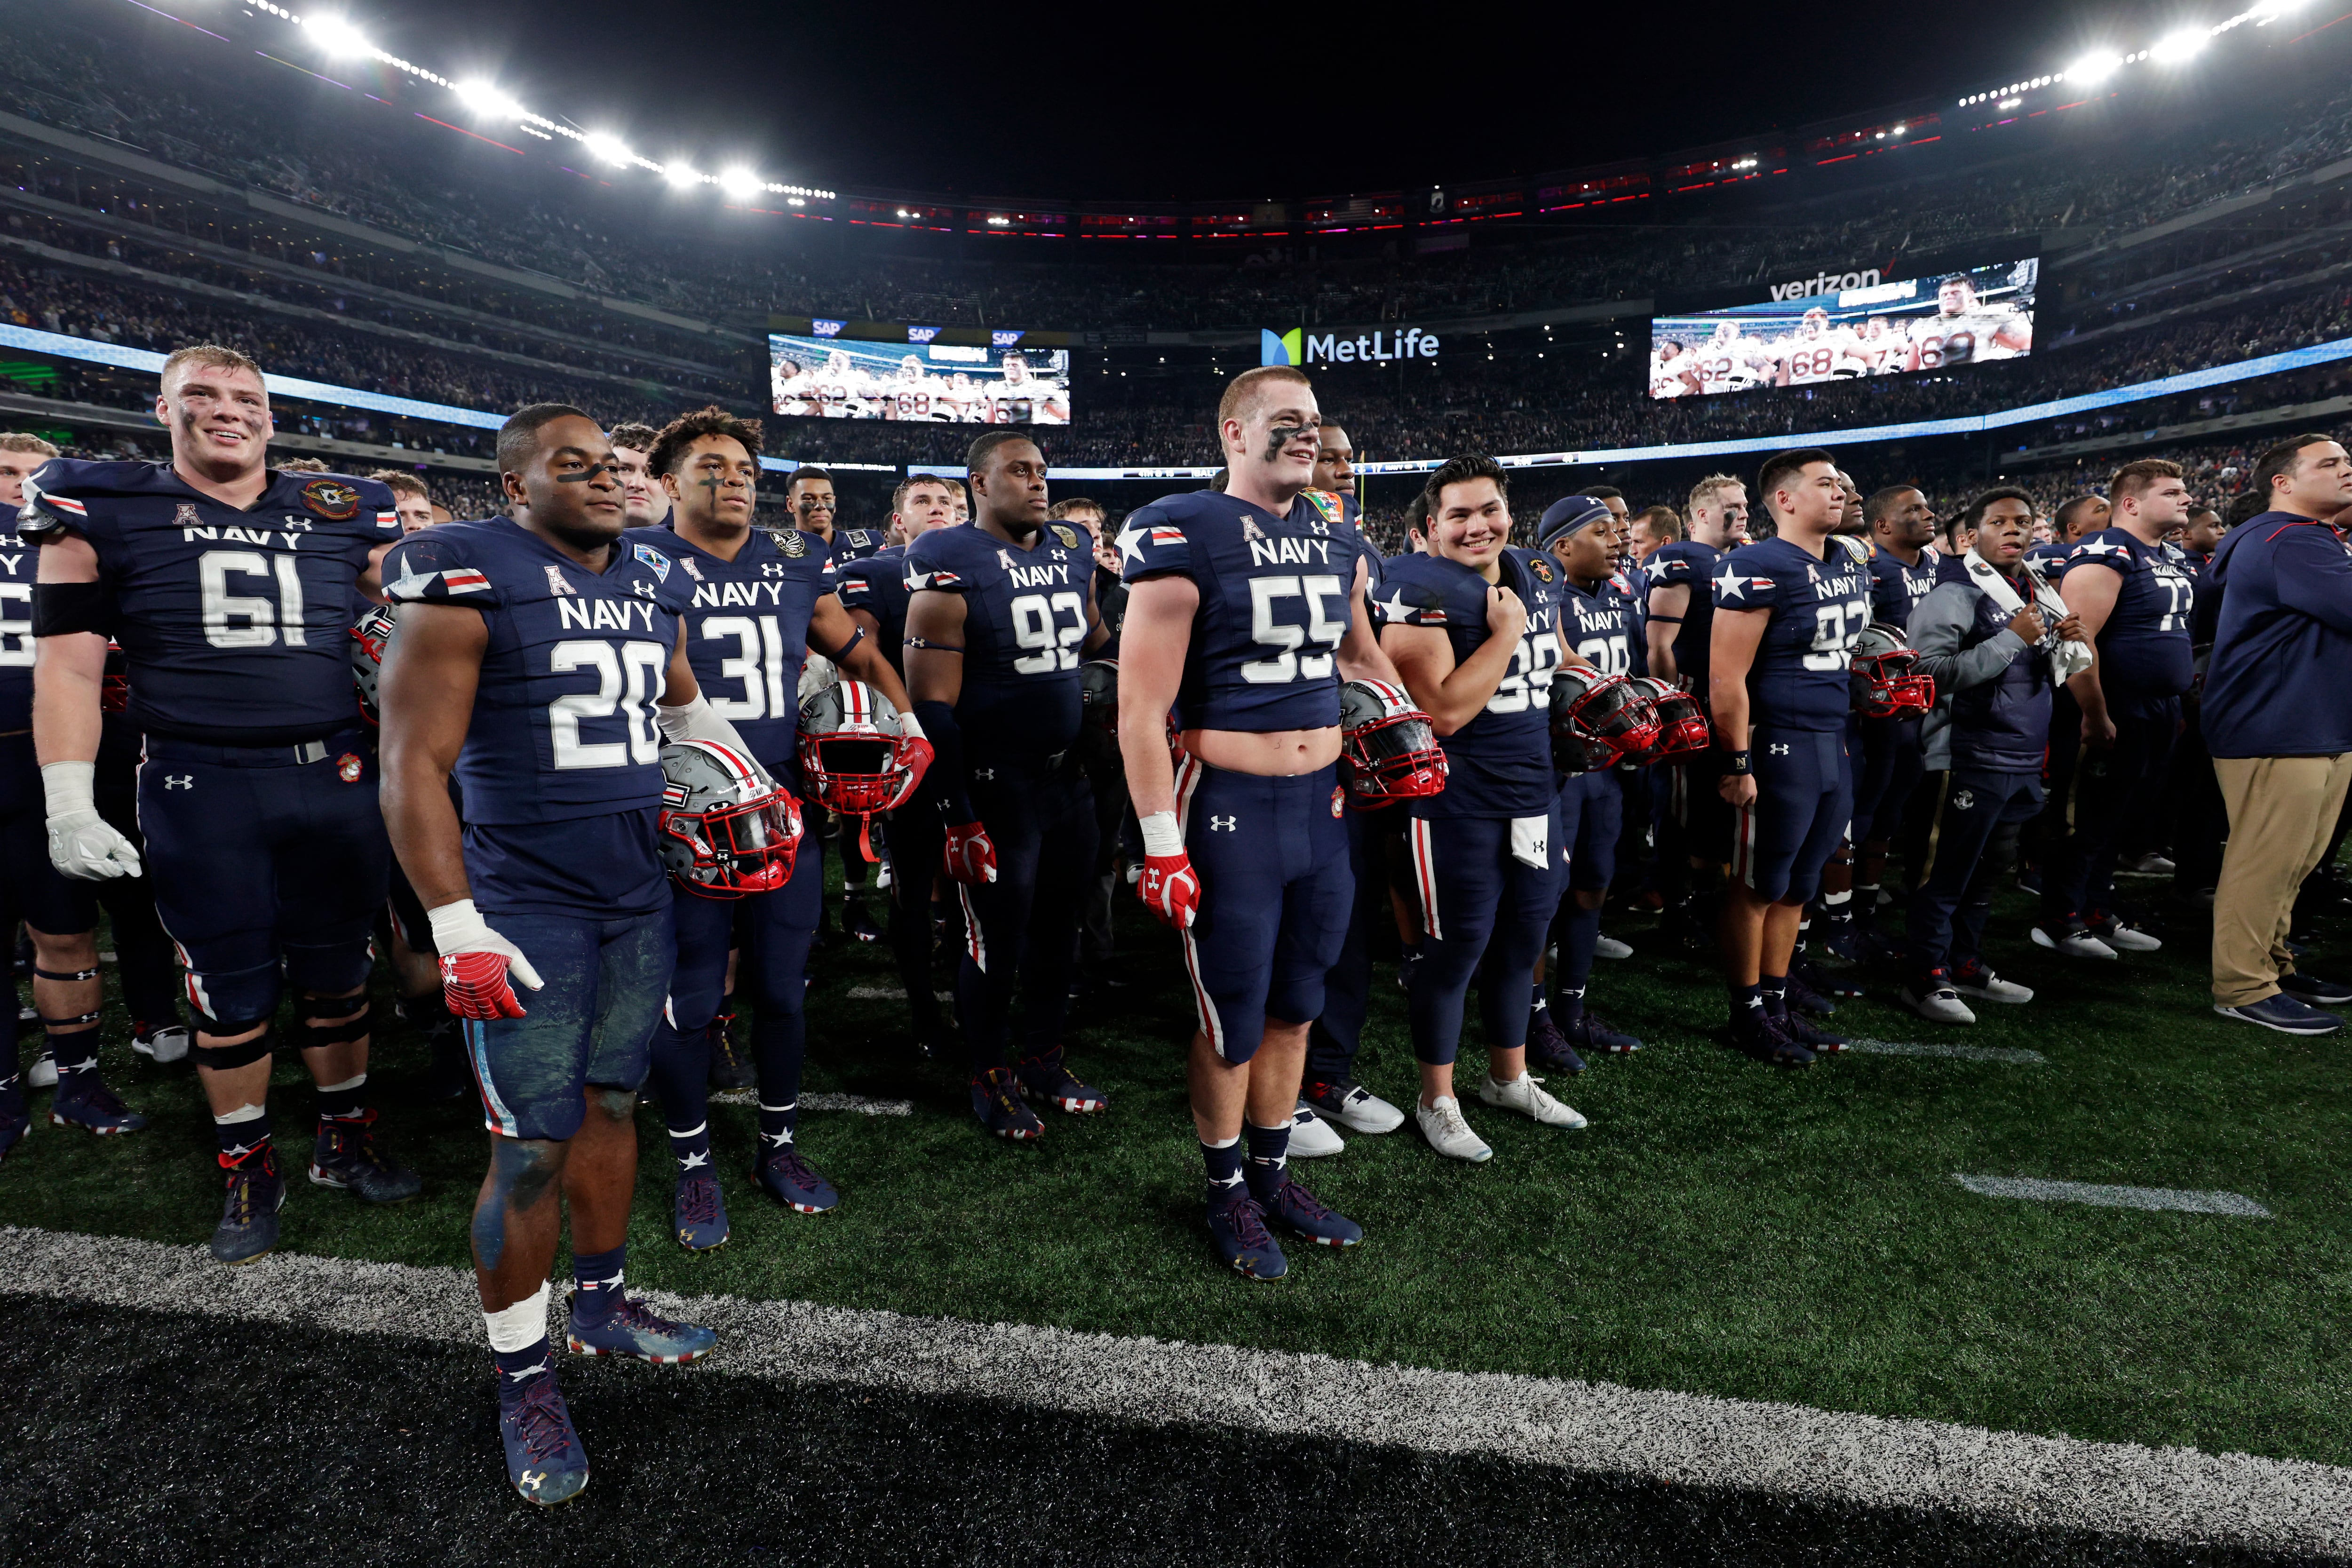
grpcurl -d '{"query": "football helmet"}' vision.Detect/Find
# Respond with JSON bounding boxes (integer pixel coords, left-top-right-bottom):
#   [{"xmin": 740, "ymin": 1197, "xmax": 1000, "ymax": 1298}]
[
  {"xmin": 1549, "ymin": 667, "xmax": 1661, "ymax": 774},
  {"xmin": 1851, "ymin": 623, "xmax": 1935, "ymax": 717},
  {"xmin": 1338, "ymin": 679, "xmax": 1447, "ymax": 807},
  {"xmin": 351, "ymin": 603, "xmax": 397, "ymax": 725},
  {"xmin": 1626, "ymin": 677, "xmax": 1711, "ymax": 763},
  {"xmin": 658, "ymin": 740, "xmax": 802, "ymax": 898},
  {"xmin": 798, "ymin": 680, "xmax": 923, "ymax": 816}
]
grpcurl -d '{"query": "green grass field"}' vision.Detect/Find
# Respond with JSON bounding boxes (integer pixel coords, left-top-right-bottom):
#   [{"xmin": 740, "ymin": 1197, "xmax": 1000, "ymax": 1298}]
[{"xmin": 7, "ymin": 864, "xmax": 2350, "ymax": 1471}]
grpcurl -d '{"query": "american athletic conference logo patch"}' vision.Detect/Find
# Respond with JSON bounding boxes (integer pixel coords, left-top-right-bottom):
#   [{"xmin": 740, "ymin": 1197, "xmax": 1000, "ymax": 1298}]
[{"xmin": 301, "ymin": 479, "xmax": 361, "ymax": 520}]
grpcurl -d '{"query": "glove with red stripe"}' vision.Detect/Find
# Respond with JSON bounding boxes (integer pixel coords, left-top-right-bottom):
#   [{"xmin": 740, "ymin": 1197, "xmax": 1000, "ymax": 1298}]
[
  {"xmin": 428, "ymin": 899, "xmax": 545, "ymax": 1021},
  {"xmin": 1135, "ymin": 811, "xmax": 1200, "ymax": 930},
  {"xmin": 891, "ymin": 736, "xmax": 935, "ymax": 809},
  {"xmin": 942, "ymin": 820, "xmax": 998, "ymax": 885}
]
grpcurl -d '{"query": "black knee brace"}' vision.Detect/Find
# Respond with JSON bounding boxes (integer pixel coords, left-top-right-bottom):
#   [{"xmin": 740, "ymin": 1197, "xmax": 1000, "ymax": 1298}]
[
  {"xmin": 192, "ymin": 1028, "xmax": 274, "ymax": 1072},
  {"xmin": 290, "ymin": 995, "xmax": 371, "ymax": 1053}
]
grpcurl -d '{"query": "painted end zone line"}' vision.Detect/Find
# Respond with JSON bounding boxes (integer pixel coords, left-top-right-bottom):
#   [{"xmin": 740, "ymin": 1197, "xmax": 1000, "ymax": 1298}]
[
  {"xmin": 0, "ymin": 1226, "xmax": 2344, "ymax": 1552},
  {"xmin": 1846, "ymin": 1037, "xmax": 2046, "ymax": 1064},
  {"xmin": 707, "ymin": 1090, "xmax": 913, "ymax": 1114},
  {"xmin": 1956, "ymin": 1174, "xmax": 2272, "ymax": 1217}
]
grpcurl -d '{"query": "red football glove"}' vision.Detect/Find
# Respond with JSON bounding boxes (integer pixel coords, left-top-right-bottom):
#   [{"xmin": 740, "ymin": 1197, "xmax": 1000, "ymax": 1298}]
[
  {"xmin": 942, "ymin": 820, "xmax": 998, "ymax": 884},
  {"xmin": 891, "ymin": 737, "xmax": 935, "ymax": 809},
  {"xmin": 428, "ymin": 900, "xmax": 544, "ymax": 1021},
  {"xmin": 1137, "ymin": 851, "xmax": 1201, "ymax": 930}
]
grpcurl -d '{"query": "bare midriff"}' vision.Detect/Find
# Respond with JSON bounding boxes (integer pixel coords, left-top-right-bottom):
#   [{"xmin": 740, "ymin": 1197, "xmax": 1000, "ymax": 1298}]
[{"xmin": 1182, "ymin": 725, "xmax": 1341, "ymax": 777}]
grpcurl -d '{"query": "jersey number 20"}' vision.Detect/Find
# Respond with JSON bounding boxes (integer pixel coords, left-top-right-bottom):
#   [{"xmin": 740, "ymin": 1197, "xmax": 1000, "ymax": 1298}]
[{"xmin": 548, "ymin": 639, "xmax": 666, "ymax": 769}]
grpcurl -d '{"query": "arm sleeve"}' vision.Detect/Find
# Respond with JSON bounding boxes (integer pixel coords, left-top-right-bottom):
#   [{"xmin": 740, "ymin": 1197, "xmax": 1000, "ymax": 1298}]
[
  {"xmin": 1910, "ymin": 585, "xmax": 2024, "ymax": 695},
  {"xmin": 911, "ymin": 698, "xmax": 975, "ymax": 822}
]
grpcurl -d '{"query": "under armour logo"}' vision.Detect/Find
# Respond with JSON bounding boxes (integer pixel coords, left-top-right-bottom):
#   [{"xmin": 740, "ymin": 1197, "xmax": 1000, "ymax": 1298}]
[
  {"xmin": 761, "ymin": 564, "xmax": 787, "ymax": 577},
  {"xmin": 630, "ymin": 580, "xmax": 656, "ymax": 598},
  {"xmin": 165, "ymin": 775, "xmax": 194, "ymax": 789},
  {"xmin": 1210, "ymin": 816, "xmax": 1237, "ymax": 831},
  {"xmin": 1769, "ymin": 744, "xmax": 1791, "ymax": 755},
  {"xmin": 973, "ymin": 767, "xmax": 995, "ymax": 781}
]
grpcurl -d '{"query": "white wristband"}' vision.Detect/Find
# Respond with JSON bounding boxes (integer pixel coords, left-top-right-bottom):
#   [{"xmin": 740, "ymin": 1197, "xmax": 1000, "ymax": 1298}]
[
  {"xmin": 1139, "ymin": 810, "xmax": 1184, "ymax": 857},
  {"xmin": 897, "ymin": 708, "xmax": 926, "ymax": 743},
  {"xmin": 40, "ymin": 759, "xmax": 96, "ymax": 817},
  {"xmin": 428, "ymin": 898, "xmax": 491, "ymax": 953}
]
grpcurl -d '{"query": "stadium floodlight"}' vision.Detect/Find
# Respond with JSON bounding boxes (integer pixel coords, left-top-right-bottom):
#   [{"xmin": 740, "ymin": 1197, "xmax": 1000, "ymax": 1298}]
[
  {"xmin": 718, "ymin": 167, "xmax": 763, "ymax": 198},
  {"xmin": 2067, "ymin": 51, "xmax": 2124, "ymax": 83},
  {"xmin": 584, "ymin": 133, "xmax": 632, "ymax": 167},
  {"xmin": 453, "ymin": 80, "xmax": 524, "ymax": 122},
  {"xmin": 663, "ymin": 162, "xmax": 702, "ymax": 188},
  {"xmin": 2152, "ymin": 27, "xmax": 2210, "ymax": 62},
  {"xmin": 302, "ymin": 14, "xmax": 372, "ymax": 57}
]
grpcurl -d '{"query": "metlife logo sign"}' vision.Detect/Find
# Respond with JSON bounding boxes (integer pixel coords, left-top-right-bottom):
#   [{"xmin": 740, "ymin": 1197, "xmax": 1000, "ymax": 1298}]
[{"xmin": 1262, "ymin": 326, "xmax": 1442, "ymax": 366}]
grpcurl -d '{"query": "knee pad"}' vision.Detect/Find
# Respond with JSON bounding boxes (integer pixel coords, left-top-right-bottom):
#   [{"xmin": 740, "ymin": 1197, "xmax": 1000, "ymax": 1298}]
[
  {"xmin": 290, "ymin": 994, "xmax": 371, "ymax": 1052},
  {"xmin": 32, "ymin": 966, "xmax": 104, "ymax": 1031},
  {"xmin": 193, "ymin": 1028, "xmax": 274, "ymax": 1072}
]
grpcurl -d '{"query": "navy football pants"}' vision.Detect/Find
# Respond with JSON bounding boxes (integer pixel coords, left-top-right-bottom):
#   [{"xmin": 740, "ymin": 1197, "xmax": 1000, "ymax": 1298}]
[
  {"xmin": 1406, "ymin": 807, "xmax": 1566, "ymax": 1067},
  {"xmin": 1732, "ymin": 727, "xmax": 1852, "ymax": 906},
  {"xmin": 956, "ymin": 759, "xmax": 1094, "ymax": 1073},
  {"xmin": 1907, "ymin": 768, "xmax": 2042, "ymax": 982}
]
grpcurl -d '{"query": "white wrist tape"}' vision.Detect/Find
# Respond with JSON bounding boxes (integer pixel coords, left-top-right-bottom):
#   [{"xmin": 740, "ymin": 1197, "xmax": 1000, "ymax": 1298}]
[
  {"xmin": 1139, "ymin": 810, "xmax": 1184, "ymax": 857},
  {"xmin": 482, "ymin": 1282, "xmax": 552, "ymax": 1353},
  {"xmin": 896, "ymin": 708, "xmax": 926, "ymax": 743},
  {"xmin": 429, "ymin": 898, "xmax": 491, "ymax": 954},
  {"xmin": 40, "ymin": 759, "xmax": 96, "ymax": 817}
]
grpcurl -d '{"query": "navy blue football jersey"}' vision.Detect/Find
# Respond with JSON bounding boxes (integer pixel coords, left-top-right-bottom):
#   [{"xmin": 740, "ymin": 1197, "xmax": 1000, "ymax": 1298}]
[
  {"xmin": 1119, "ymin": 490, "xmax": 1354, "ymax": 733},
  {"xmin": 1374, "ymin": 546, "xmax": 1565, "ymax": 817},
  {"xmin": 2022, "ymin": 541, "xmax": 2070, "ymax": 572},
  {"xmin": 0, "ymin": 525, "xmax": 32, "ymax": 732},
  {"xmin": 1713, "ymin": 536, "xmax": 1872, "ymax": 732},
  {"xmin": 17, "ymin": 460, "xmax": 398, "ymax": 744},
  {"xmin": 628, "ymin": 523, "xmax": 830, "ymax": 782},
  {"xmin": 2052, "ymin": 528, "xmax": 2193, "ymax": 713},
  {"xmin": 1869, "ymin": 549, "xmax": 1938, "ymax": 629},
  {"xmin": 834, "ymin": 542, "xmax": 914, "ymax": 673},
  {"xmin": 826, "ymin": 525, "xmax": 887, "ymax": 565},
  {"xmin": 383, "ymin": 517, "xmax": 694, "ymax": 915},
  {"xmin": 1645, "ymin": 539, "xmax": 1720, "ymax": 683},
  {"xmin": 905, "ymin": 522, "xmax": 1090, "ymax": 758},
  {"xmin": 1304, "ymin": 487, "xmax": 1382, "ymax": 593},
  {"xmin": 1560, "ymin": 570, "xmax": 1639, "ymax": 680}
]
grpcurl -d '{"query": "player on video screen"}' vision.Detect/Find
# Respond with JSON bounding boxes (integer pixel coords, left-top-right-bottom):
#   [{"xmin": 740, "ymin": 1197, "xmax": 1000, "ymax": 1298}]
[
  {"xmin": 1774, "ymin": 308, "xmax": 1861, "ymax": 388},
  {"xmin": 936, "ymin": 372, "xmax": 984, "ymax": 423},
  {"xmin": 885, "ymin": 354, "xmax": 938, "ymax": 422},
  {"xmin": 1853, "ymin": 317, "xmax": 1902, "ymax": 376},
  {"xmin": 1692, "ymin": 321, "xmax": 1771, "ymax": 395},
  {"xmin": 1650, "ymin": 340, "xmax": 1698, "ymax": 398},
  {"xmin": 1906, "ymin": 275, "xmax": 2031, "ymax": 371},
  {"xmin": 810, "ymin": 350, "xmax": 875, "ymax": 418},
  {"xmin": 984, "ymin": 352, "xmax": 1069, "ymax": 425},
  {"xmin": 772, "ymin": 357, "xmax": 819, "ymax": 418}
]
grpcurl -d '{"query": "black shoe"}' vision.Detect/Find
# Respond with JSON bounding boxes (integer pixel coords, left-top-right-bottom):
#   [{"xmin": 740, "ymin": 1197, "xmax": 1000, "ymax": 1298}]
[
  {"xmin": 843, "ymin": 897, "xmax": 883, "ymax": 946},
  {"xmin": 707, "ymin": 1013, "xmax": 754, "ymax": 1091},
  {"xmin": 1776, "ymin": 1012, "xmax": 1849, "ymax": 1055},
  {"xmin": 1782, "ymin": 966, "xmax": 1842, "ymax": 1014},
  {"xmin": 2280, "ymin": 972, "xmax": 2352, "ymax": 1007},
  {"xmin": 1729, "ymin": 1012, "xmax": 1814, "ymax": 1068}
]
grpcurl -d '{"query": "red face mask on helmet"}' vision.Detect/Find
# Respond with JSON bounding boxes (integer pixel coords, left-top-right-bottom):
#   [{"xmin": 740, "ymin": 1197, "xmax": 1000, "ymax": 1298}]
[
  {"xmin": 1338, "ymin": 678, "xmax": 1448, "ymax": 807},
  {"xmin": 658, "ymin": 739, "xmax": 803, "ymax": 898},
  {"xmin": 797, "ymin": 679, "xmax": 924, "ymax": 817},
  {"xmin": 1549, "ymin": 666, "xmax": 1662, "ymax": 773},
  {"xmin": 1625, "ymin": 677, "xmax": 1711, "ymax": 762},
  {"xmin": 1850, "ymin": 623, "xmax": 1935, "ymax": 718},
  {"xmin": 351, "ymin": 604, "xmax": 397, "ymax": 725}
]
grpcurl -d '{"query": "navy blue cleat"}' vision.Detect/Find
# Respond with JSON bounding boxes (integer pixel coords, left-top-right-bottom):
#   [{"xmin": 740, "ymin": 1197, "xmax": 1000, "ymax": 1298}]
[
  {"xmin": 565, "ymin": 1293, "xmax": 717, "ymax": 1365},
  {"xmin": 672, "ymin": 1171, "xmax": 731, "ymax": 1251},
  {"xmin": 1263, "ymin": 1177, "xmax": 1362, "ymax": 1249},
  {"xmin": 308, "ymin": 1112, "xmax": 421, "ymax": 1203},
  {"xmin": 1015, "ymin": 1050, "xmax": 1108, "ymax": 1114},
  {"xmin": 1730, "ymin": 1012, "xmax": 1815, "ymax": 1068},
  {"xmin": 1785, "ymin": 964, "xmax": 1847, "ymax": 1011},
  {"xmin": 210, "ymin": 1148, "xmax": 285, "ymax": 1265},
  {"xmin": 754, "ymin": 1146, "xmax": 840, "ymax": 1214},
  {"xmin": 49, "ymin": 1078, "xmax": 147, "ymax": 1137},
  {"xmin": 498, "ymin": 1361, "xmax": 590, "ymax": 1507},
  {"xmin": 970, "ymin": 1066, "xmax": 1044, "ymax": 1141},
  {"xmin": 1777, "ymin": 1012, "xmax": 1849, "ymax": 1054},
  {"xmin": 1206, "ymin": 1186, "xmax": 1287, "ymax": 1280},
  {"xmin": 1525, "ymin": 1009, "xmax": 1587, "ymax": 1074},
  {"xmin": 0, "ymin": 1099, "xmax": 26, "ymax": 1164},
  {"xmin": 1565, "ymin": 1008, "xmax": 1643, "ymax": 1056}
]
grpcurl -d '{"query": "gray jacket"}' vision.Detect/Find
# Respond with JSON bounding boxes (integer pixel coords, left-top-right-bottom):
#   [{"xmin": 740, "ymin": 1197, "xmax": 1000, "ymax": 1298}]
[{"xmin": 1908, "ymin": 568, "xmax": 2053, "ymax": 774}]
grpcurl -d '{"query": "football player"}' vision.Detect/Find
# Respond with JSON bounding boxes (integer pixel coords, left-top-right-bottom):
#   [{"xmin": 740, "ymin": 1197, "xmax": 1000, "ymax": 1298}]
[
  {"xmin": 935, "ymin": 374, "xmax": 985, "ymax": 424},
  {"xmin": 984, "ymin": 352, "xmax": 1070, "ymax": 425},
  {"xmin": 22, "ymin": 346, "xmax": 415, "ymax": 1254},
  {"xmin": 1691, "ymin": 321, "xmax": 1771, "ymax": 395},
  {"xmin": 840, "ymin": 475, "xmax": 959, "ymax": 1055},
  {"xmin": 1047, "ymin": 496, "xmax": 1135, "ymax": 1001},
  {"xmin": 1907, "ymin": 275, "xmax": 2032, "ymax": 370},
  {"xmin": 809, "ymin": 350, "xmax": 873, "ymax": 418},
  {"xmin": 905, "ymin": 431, "xmax": 1109, "ymax": 1138},
  {"xmin": 609, "ymin": 422, "xmax": 671, "ymax": 529},
  {"xmin": 1312, "ymin": 423, "xmax": 1358, "ymax": 502},
  {"xmin": 1650, "ymin": 341, "xmax": 1698, "ymax": 398},
  {"xmin": 787, "ymin": 463, "xmax": 887, "ymax": 939},
  {"xmin": 1708, "ymin": 449, "xmax": 1871, "ymax": 1065},
  {"xmin": 1776, "ymin": 309, "xmax": 1858, "ymax": 388},
  {"xmin": 883, "ymin": 355, "xmax": 938, "ymax": 422},
  {"xmin": 378, "ymin": 404, "xmax": 772, "ymax": 1506},
  {"xmin": 632, "ymin": 407, "xmax": 925, "ymax": 1241},
  {"xmin": 1643, "ymin": 474, "xmax": 1748, "ymax": 945},
  {"xmin": 2035, "ymin": 460, "xmax": 2193, "ymax": 957},
  {"xmin": 1116, "ymin": 366, "xmax": 1403, "ymax": 1278}
]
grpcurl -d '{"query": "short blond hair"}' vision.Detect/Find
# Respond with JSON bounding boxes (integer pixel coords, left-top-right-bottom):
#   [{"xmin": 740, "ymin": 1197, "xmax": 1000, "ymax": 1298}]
[
  {"xmin": 368, "ymin": 468, "xmax": 430, "ymax": 500},
  {"xmin": 160, "ymin": 342, "xmax": 264, "ymax": 391},
  {"xmin": 1217, "ymin": 366, "xmax": 1311, "ymax": 430},
  {"xmin": 0, "ymin": 432, "xmax": 59, "ymax": 459},
  {"xmin": 278, "ymin": 457, "xmax": 332, "ymax": 474},
  {"xmin": 1688, "ymin": 473, "xmax": 1742, "ymax": 515}
]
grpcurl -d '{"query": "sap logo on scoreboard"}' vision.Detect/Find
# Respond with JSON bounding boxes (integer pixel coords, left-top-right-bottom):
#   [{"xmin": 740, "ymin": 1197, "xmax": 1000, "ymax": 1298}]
[{"xmin": 1262, "ymin": 326, "xmax": 1441, "ymax": 366}]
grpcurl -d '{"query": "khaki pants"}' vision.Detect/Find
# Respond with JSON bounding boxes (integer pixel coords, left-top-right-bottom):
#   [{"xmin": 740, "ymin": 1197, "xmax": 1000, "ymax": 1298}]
[{"xmin": 2211, "ymin": 754, "xmax": 2352, "ymax": 1005}]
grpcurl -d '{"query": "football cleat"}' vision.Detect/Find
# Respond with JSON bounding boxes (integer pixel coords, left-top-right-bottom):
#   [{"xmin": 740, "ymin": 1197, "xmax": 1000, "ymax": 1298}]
[
  {"xmin": 2089, "ymin": 914, "xmax": 2162, "ymax": 953},
  {"xmin": 309, "ymin": 1112, "xmax": 422, "ymax": 1203},
  {"xmin": 969, "ymin": 1066, "xmax": 1044, "ymax": 1141},
  {"xmin": 2118, "ymin": 851, "xmax": 2176, "ymax": 876},
  {"xmin": 1781, "ymin": 969, "xmax": 1840, "ymax": 1015},
  {"xmin": 0, "ymin": 1100, "xmax": 28, "ymax": 1163},
  {"xmin": 2031, "ymin": 923, "xmax": 2117, "ymax": 960},
  {"xmin": 132, "ymin": 1025, "xmax": 191, "ymax": 1064},
  {"xmin": 49, "ymin": 1080, "xmax": 148, "ymax": 1136},
  {"xmin": 211, "ymin": 1149, "xmax": 286, "ymax": 1265},
  {"xmin": 1813, "ymin": 922, "xmax": 1869, "ymax": 969},
  {"xmin": 1526, "ymin": 1008, "xmax": 1588, "ymax": 1075},
  {"xmin": 1477, "ymin": 1071, "xmax": 1587, "ymax": 1129},
  {"xmin": 843, "ymin": 897, "xmax": 884, "ymax": 945},
  {"xmin": 673, "ymin": 1172, "xmax": 731, "ymax": 1251},
  {"xmin": 1287, "ymin": 1105, "xmax": 1344, "ymax": 1158},
  {"xmin": 25, "ymin": 1050, "xmax": 56, "ymax": 1090},
  {"xmin": 565, "ymin": 1294, "xmax": 717, "ymax": 1364},
  {"xmin": 1900, "ymin": 982, "xmax": 1977, "ymax": 1026},
  {"xmin": 498, "ymin": 1367, "xmax": 591, "ymax": 1508},
  {"xmin": 1262, "ymin": 1176, "xmax": 1362, "ymax": 1248},
  {"xmin": 754, "ymin": 1146, "xmax": 840, "ymax": 1214},
  {"xmin": 1300, "ymin": 1077, "xmax": 1405, "ymax": 1135},
  {"xmin": 1205, "ymin": 1187, "xmax": 1287, "ymax": 1281},
  {"xmin": 1014, "ymin": 1051, "xmax": 1108, "ymax": 1114},
  {"xmin": 1593, "ymin": 933, "xmax": 1633, "ymax": 961},
  {"xmin": 1564, "ymin": 1008, "xmax": 1643, "ymax": 1056},
  {"xmin": 1730, "ymin": 1012, "xmax": 1814, "ymax": 1069},
  {"xmin": 1952, "ymin": 963, "xmax": 2034, "ymax": 1005},
  {"xmin": 1415, "ymin": 1095, "xmax": 1493, "ymax": 1162},
  {"xmin": 1778, "ymin": 1013, "xmax": 1849, "ymax": 1054}
]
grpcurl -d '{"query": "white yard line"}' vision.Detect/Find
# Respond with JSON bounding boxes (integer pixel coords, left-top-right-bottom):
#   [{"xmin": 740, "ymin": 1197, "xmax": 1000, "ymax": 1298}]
[
  {"xmin": 845, "ymin": 985, "xmax": 954, "ymax": 1003},
  {"xmin": 1955, "ymin": 1174, "xmax": 2272, "ymax": 1217},
  {"xmin": 706, "ymin": 1090, "xmax": 913, "ymax": 1114},
  {"xmin": 0, "ymin": 1225, "xmax": 2343, "ymax": 1552},
  {"xmin": 1845, "ymin": 1037, "xmax": 2047, "ymax": 1064}
]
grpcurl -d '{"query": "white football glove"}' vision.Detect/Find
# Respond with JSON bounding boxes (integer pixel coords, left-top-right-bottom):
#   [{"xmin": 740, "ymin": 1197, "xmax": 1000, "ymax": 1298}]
[{"xmin": 42, "ymin": 761, "xmax": 142, "ymax": 880}]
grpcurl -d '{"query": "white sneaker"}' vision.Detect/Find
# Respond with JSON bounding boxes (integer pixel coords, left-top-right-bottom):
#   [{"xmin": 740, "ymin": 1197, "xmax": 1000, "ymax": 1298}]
[
  {"xmin": 1312, "ymin": 1080, "xmax": 1406, "ymax": 1134},
  {"xmin": 1899, "ymin": 985, "xmax": 1977, "ymax": 1025},
  {"xmin": 1478, "ymin": 1071, "xmax": 1588, "ymax": 1129},
  {"xmin": 2097, "ymin": 919, "xmax": 2162, "ymax": 953},
  {"xmin": 2032, "ymin": 925, "xmax": 2117, "ymax": 960},
  {"xmin": 2119, "ymin": 852, "xmax": 2176, "ymax": 876},
  {"xmin": 1416, "ymin": 1095, "xmax": 1493, "ymax": 1162},
  {"xmin": 134, "ymin": 1025, "xmax": 192, "ymax": 1064},
  {"xmin": 26, "ymin": 1049, "xmax": 56, "ymax": 1090},
  {"xmin": 1594, "ymin": 934, "xmax": 1633, "ymax": 961},
  {"xmin": 1952, "ymin": 969, "xmax": 2034, "ymax": 1004},
  {"xmin": 1288, "ymin": 1106, "xmax": 1345, "ymax": 1158}
]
